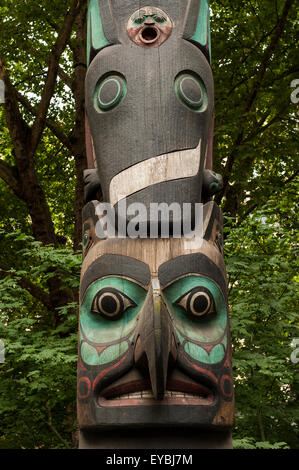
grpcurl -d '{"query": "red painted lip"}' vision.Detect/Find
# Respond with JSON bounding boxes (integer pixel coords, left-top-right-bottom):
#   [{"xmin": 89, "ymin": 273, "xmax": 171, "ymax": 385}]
[
  {"xmin": 99, "ymin": 376, "xmax": 215, "ymax": 407},
  {"xmin": 98, "ymin": 394, "xmax": 214, "ymax": 407}
]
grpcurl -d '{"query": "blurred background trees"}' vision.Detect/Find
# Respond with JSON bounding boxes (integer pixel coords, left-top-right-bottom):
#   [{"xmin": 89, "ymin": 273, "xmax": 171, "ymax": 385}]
[{"xmin": 0, "ymin": 0, "xmax": 298, "ymax": 448}]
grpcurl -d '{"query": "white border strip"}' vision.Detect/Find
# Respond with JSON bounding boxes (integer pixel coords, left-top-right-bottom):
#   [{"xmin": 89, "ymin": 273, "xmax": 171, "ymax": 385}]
[{"xmin": 110, "ymin": 141, "xmax": 201, "ymax": 206}]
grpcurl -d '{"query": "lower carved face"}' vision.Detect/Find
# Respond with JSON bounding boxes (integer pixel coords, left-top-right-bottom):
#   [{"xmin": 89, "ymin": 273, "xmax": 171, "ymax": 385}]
[
  {"xmin": 127, "ymin": 7, "xmax": 173, "ymax": 48},
  {"xmin": 78, "ymin": 214, "xmax": 234, "ymax": 429}
]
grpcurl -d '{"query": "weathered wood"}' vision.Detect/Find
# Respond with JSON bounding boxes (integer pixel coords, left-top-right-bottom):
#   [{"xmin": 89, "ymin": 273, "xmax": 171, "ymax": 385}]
[{"xmin": 78, "ymin": 0, "xmax": 234, "ymax": 449}]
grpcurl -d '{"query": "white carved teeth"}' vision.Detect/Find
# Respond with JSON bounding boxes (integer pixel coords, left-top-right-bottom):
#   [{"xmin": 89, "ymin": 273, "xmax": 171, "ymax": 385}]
[{"xmin": 107, "ymin": 391, "xmax": 208, "ymax": 400}]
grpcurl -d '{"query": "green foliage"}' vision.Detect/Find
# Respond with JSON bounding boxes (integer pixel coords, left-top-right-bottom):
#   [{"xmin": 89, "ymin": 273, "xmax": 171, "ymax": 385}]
[
  {"xmin": 233, "ymin": 438, "xmax": 290, "ymax": 450},
  {"xmin": 0, "ymin": 0, "xmax": 298, "ymax": 450},
  {"xmin": 0, "ymin": 230, "xmax": 81, "ymax": 448},
  {"xmin": 226, "ymin": 189, "xmax": 298, "ymax": 449}
]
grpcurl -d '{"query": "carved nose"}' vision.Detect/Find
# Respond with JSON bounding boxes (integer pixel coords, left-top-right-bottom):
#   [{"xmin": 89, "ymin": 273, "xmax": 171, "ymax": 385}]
[
  {"xmin": 144, "ymin": 20, "xmax": 155, "ymax": 25},
  {"xmin": 134, "ymin": 280, "xmax": 177, "ymax": 400}
]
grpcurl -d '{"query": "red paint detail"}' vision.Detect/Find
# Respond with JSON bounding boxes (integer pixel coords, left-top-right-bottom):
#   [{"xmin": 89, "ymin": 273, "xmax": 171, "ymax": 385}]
[
  {"xmin": 78, "ymin": 356, "xmax": 87, "ymax": 372},
  {"xmin": 205, "ymin": 110, "xmax": 214, "ymax": 170},
  {"xmin": 202, "ymin": 345, "xmax": 214, "ymax": 354},
  {"xmin": 220, "ymin": 374, "xmax": 233, "ymax": 398},
  {"xmin": 224, "ymin": 336, "xmax": 231, "ymax": 368},
  {"xmin": 98, "ymin": 395, "xmax": 214, "ymax": 408},
  {"xmin": 78, "ymin": 377, "xmax": 91, "ymax": 399},
  {"xmin": 185, "ymin": 355, "xmax": 218, "ymax": 385},
  {"xmin": 85, "ymin": 113, "xmax": 95, "ymax": 169},
  {"xmin": 96, "ymin": 346, "xmax": 106, "ymax": 355},
  {"xmin": 92, "ymin": 354, "xmax": 128, "ymax": 392},
  {"xmin": 102, "ymin": 379, "xmax": 151, "ymax": 398}
]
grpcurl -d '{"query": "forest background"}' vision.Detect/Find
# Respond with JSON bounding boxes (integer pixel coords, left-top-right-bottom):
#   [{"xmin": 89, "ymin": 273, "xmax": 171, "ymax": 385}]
[{"xmin": 0, "ymin": 0, "xmax": 298, "ymax": 449}]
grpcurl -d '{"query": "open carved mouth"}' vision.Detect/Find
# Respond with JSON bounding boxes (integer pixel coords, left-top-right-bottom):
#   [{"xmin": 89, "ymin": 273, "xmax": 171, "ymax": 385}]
[
  {"xmin": 109, "ymin": 142, "xmax": 201, "ymax": 207},
  {"xmin": 98, "ymin": 369, "xmax": 215, "ymax": 407},
  {"xmin": 140, "ymin": 26, "xmax": 160, "ymax": 44}
]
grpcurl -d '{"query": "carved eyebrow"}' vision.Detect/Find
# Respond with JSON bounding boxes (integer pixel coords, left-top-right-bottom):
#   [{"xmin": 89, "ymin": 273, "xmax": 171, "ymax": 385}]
[
  {"xmin": 80, "ymin": 254, "xmax": 150, "ymax": 299},
  {"xmin": 135, "ymin": 10, "xmax": 146, "ymax": 17},
  {"xmin": 158, "ymin": 253, "xmax": 227, "ymax": 298}
]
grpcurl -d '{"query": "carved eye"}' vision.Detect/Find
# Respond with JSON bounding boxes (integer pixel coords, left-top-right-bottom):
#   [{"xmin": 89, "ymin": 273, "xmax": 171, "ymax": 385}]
[
  {"xmin": 175, "ymin": 71, "xmax": 207, "ymax": 112},
  {"xmin": 95, "ymin": 73, "xmax": 127, "ymax": 112},
  {"xmin": 134, "ymin": 16, "xmax": 145, "ymax": 24},
  {"xmin": 91, "ymin": 288, "xmax": 136, "ymax": 320},
  {"xmin": 83, "ymin": 231, "xmax": 91, "ymax": 250},
  {"xmin": 154, "ymin": 15, "xmax": 166, "ymax": 23},
  {"xmin": 176, "ymin": 287, "xmax": 214, "ymax": 319}
]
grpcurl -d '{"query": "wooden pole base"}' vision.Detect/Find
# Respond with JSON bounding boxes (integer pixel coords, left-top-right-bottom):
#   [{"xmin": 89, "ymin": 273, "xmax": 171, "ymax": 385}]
[{"xmin": 79, "ymin": 428, "xmax": 233, "ymax": 449}]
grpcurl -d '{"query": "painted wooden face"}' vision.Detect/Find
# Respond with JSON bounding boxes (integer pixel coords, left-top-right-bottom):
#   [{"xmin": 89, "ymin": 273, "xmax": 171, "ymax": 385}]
[
  {"xmin": 85, "ymin": 1, "xmax": 214, "ymax": 220},
  {"xmin": 78, "ymin": 202, "xmax": 234, "ymax": 429},
  {"xmin": 127, "ymin": 7, "xmax": 173, "ymax": 48}
]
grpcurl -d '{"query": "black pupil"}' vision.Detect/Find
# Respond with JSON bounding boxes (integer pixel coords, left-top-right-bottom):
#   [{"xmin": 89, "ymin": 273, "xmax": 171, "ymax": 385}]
[
  {"xmin": 100, "ymin": 295, "xmax": 118, "ymax": 315},
  {"xmin": 193, "ymin": 294, "xmax": 209, "ymax": 314}
]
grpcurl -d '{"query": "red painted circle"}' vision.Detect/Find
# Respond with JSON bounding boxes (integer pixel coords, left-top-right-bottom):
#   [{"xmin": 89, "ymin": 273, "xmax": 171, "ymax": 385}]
[
  {"xmin": 78, "ymin": 377, "xmax": 91, "ymax": 399},
  {"xmin": 220, "ymin": 374, "xmax": 233, "ymax": 398}
]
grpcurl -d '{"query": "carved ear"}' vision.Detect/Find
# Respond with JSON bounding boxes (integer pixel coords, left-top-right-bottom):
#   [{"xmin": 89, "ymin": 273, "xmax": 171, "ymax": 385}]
[
  {"xmin": 82, "ymin": 201, "xmax": 103, "ymax": 257},
  {"xmin": 183, "ymin": 0, "xmax": 211, "ymax": 64},
  {"xmin": 87, "ymin": 0, "xmax": 118, "ymax": 66},
  {"xmin": 203, "ymin": 201, "xmax": 224, "ymax": 254}
]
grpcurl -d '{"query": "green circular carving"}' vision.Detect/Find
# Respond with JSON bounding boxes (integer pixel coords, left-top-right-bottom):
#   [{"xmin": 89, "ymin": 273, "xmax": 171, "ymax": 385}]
[
  {"xmin": 94, "ymin": 73, "xmax": 127, "ymax": 112},
  {"xmin": 175, "ymin": 71, "xmax": 207, "ymax": 112}
]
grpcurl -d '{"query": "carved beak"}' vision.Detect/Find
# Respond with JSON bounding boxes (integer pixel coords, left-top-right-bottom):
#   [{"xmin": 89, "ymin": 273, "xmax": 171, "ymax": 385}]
[{"xmin": 134, "ymin": 280, "xmax": 177, "ymax": 400}]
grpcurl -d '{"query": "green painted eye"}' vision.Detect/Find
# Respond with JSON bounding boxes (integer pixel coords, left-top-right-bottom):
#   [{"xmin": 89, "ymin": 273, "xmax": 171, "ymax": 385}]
[
  {"xmin": 176, "ymin": 287, "xmax": 214, "ymax": 319},
  {"xmin": 95, "ymin": 73, "xmax": 127, "ymax": 112},
  {"xmin": 175, "ymin": 71, "xmax": 207, "ymax": 112},
  {"xmin": 91, "ymin": 287, "xmax": 136, "ymax": 321}
]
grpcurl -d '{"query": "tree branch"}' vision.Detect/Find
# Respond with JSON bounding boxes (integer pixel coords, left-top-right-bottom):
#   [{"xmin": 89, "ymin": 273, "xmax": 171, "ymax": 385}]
[
  {"xmin": 0, "ymin": 57, "xmax": 31, "ymax": 152},
  {"xmin": 29, "ymin": 0, "xmax": 84, "ymax": 156},
  {"xmin": 0, "ymin": 159, "xmax": 21, "ymax": 196},
  {"xmin": 16, "ymin": 90, "xmax": 73, "ymax": 152},
  {"xmin": 0, "ymin": 266, "xmax": 52, "ymax": 311},
  {"xmin": 216, "ymin": 0, "xmax": 295, "ymax": 206}
]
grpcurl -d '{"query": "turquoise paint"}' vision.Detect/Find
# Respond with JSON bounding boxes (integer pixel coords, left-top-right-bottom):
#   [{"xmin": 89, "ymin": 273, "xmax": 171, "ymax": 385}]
[
  {"xmin": 98, "ymin": 342, "xmax": 129, "ymax": 365},
  {"xmin": 81, "ymin": 340, "xmax": 129, "ymax": 366},
  {"xmin": 163, "ymin": 275, "xmax": 227, "ymax": 344},
  {"xmin": 185, "ymin": 342, "xmax": 209, "ymax": 363},
  {"xmin": 87, "ymin": 0, "xmax": 110, "ymax": 65},
  {"xmin": 208, "ymin": 7, "xmax": 212, "ymax": 62},
  {"xmin": 174, "ymin": 71, "xmax": 208, "ymax": 113},
  {"xmin": 94, "ymin": 74, "xmax": 127, "ymax": 113},
  {"xmin": 81, "ymin": 341, "xmax": 99, "ymax": 366},
  {"xmin": 179, "ymin": 76, "xmax": 203, "ymax": 106},
  {"xmin": 209, "ymin": 343, "xmax": 225, "ymax": 363},
  {"xmin": 191, "ymin": 0, "xmax": 209, "ymax": 47},
  {"xmin": 184, "ymin": 341, "xmax": 225, "ymax": 365},
  {"xmin": 98, "ymin": 78, "xmax": 121, "ymax": 107},
  {"xmin": 80, "ymin": 277, "xmax": 146, "ymax": 345}
]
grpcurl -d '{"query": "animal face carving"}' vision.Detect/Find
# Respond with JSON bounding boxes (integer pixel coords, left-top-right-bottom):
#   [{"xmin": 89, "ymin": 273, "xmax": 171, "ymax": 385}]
[{"xmin": 78, "ymin": 202, "xmax": 234, "ymax": 429}]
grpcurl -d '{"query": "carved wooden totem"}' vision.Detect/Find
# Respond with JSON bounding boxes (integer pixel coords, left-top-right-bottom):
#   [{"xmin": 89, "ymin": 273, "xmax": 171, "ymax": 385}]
[{"xmin": 78, "ymin": 0, "xmax": 234, "ymax": 449}]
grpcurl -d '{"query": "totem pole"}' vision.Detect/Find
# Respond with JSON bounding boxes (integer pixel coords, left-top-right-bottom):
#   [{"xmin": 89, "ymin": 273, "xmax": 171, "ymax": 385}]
[{"xmin": 78, "ymin": 0, "xmax": 234, "ymax": 449}]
